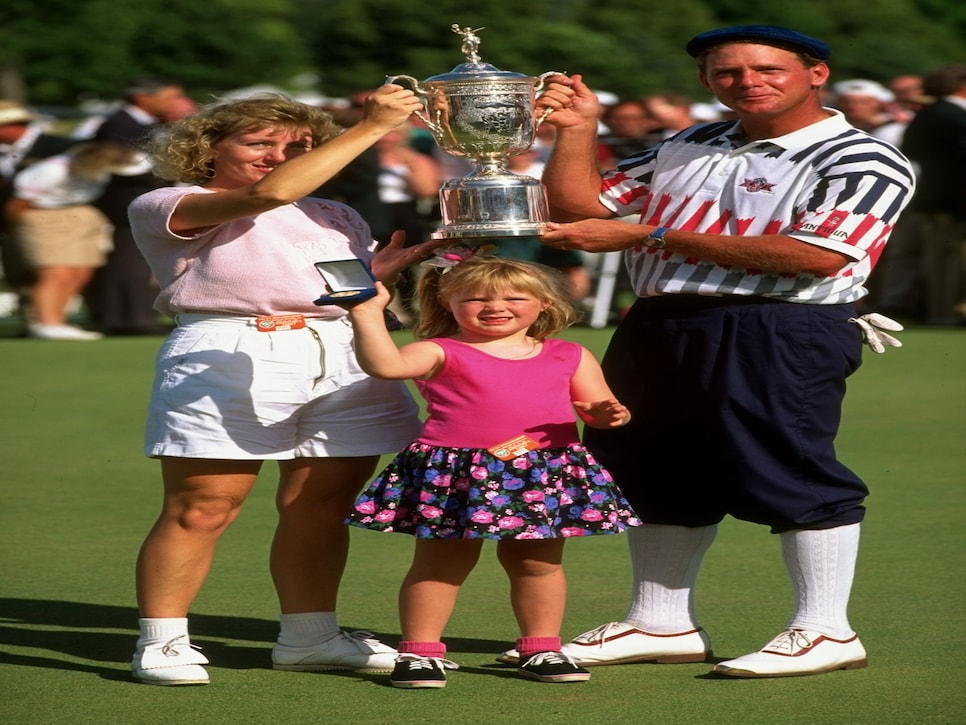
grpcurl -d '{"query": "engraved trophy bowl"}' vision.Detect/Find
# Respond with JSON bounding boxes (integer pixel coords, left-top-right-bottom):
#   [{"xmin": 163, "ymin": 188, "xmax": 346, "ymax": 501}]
[{"xmin": 386, "ymin": 25, "xmax": 562, "ymax": 240}]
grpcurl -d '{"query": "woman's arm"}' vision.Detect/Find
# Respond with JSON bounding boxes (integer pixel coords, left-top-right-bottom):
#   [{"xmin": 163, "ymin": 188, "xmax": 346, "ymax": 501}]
[{"xmin": 170, "ymin": 85, "xmax": 424, "ymax": 232}]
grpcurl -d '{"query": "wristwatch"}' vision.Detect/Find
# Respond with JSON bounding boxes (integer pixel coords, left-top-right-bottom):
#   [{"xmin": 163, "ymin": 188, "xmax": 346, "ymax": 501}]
[{"xmin": 643, "ymin": 226, "xmax": 670, "ymax": 249}]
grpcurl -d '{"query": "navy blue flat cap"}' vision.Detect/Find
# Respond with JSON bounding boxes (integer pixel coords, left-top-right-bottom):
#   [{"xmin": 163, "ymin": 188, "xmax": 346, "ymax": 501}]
[{"xmin": 686, "ymin": 25, "xmax": 831, "ymax": 60}]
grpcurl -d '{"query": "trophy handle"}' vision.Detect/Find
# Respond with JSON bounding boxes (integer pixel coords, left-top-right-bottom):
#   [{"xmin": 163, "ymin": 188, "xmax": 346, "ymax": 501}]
[
  {"xmin": 535, "ymin": 71, "xmax": 567, "ymax": 126},
  {"xmin": 384, "ymin": 74, "xmax": 438, "ymax": 132},
  {"xmin": 535, "ymin": 71, "xmax": 567, "ymax": 93}
]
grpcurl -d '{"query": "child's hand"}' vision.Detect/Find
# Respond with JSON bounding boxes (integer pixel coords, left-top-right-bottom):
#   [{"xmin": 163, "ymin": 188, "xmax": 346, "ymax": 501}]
[
  {"xmin": 345, "ymin": 280, "xmax": 392, "ymax": 316},
  {"xmin": 574, "ymin": 399, "xmax": 631, "ymax": 428}
]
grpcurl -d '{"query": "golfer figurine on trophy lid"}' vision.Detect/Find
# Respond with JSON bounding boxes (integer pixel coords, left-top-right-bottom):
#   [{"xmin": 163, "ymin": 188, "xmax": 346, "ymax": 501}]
[{"xmin": 386, "ymin": 24, "xmax": 563, "ymax": 242}]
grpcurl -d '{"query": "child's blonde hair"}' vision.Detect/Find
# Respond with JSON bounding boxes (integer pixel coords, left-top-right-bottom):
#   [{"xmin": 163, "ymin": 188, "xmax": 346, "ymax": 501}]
[{"xmin": 415, "ymin": 255, "xmax": 580, "ymax": 340}]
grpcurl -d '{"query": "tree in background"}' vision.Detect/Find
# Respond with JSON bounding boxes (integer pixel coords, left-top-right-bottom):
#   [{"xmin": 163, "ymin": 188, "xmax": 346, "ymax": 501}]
[{"xmin": 0, "ymin": 0, "xmax": 311, "ymax": 105}]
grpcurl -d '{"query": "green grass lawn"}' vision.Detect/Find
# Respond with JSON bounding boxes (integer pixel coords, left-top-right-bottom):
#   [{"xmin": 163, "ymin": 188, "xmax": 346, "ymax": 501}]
[{"xmin": 1, "ymin": 326, "xmax": 964, "ymax": 724}]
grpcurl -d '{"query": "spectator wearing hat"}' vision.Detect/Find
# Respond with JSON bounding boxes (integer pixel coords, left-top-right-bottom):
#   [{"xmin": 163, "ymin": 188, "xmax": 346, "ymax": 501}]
[
  {"xmin": 528, "ymin": 24, "xmax": 914, "ymax": 679},
  {"xmin": 832, "ymin": 79, "xmax": 907, "ymax": 147},
  {"xmin": 0, "ymin": 101, "xmax": 75, "ymax": 310}
]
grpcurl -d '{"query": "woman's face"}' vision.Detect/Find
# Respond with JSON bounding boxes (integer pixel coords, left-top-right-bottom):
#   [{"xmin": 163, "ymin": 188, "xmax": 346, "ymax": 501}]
[{"xmin": 208, "ymin": 126, "xmax": 313, "ymax": 189}]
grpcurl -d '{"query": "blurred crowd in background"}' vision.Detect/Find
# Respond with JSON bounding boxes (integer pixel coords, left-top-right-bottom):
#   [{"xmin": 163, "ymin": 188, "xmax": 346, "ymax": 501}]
[{"xmin": 1, "ymin": 62, "xmax": 963, "ymax": 340}]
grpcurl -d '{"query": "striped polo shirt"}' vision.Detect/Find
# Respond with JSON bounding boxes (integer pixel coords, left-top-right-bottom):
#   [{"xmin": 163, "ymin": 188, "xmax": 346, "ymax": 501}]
[{"xmin": 600, "ymin": 110, "xmax": 915, "ymax": 304}]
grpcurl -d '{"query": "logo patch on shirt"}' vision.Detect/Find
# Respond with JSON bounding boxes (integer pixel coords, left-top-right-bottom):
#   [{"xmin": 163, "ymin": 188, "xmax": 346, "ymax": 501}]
[{"xmin": 739, "ymin": 177, "xmax": 775, "ymax": 193}]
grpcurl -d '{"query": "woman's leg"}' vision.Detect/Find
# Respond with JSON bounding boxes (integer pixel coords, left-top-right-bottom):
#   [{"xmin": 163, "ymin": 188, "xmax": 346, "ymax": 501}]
[
  {"xmin": 136, "ymin": 457, "xmax": 261, "ymax": 616},
  {"xmin": 133, "ymin": 457, "xmax": 260, "ymax": 685},
  {"xmin": 271, "ymin": 456, "xmax": 378, "ymax": 613},
  {"xmin": 270, "ymin": 456, "xmax": 405, "ymax": 673}
]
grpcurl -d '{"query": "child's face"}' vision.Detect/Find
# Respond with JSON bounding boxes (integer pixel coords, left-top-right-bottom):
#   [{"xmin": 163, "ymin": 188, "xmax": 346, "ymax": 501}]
[{"xmin": 440, "ymin": 285, "xmax": 549, "ymax": 337}]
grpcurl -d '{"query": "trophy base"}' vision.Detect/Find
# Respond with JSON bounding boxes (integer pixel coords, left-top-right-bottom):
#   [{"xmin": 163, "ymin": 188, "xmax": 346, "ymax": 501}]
[
  {"xmin": 435, "ymin": 172, "xmax": 549, "ymax": 242},
  {"xmin": 431, "ymin": 221, "xmax": 546, "ymax": 240}
]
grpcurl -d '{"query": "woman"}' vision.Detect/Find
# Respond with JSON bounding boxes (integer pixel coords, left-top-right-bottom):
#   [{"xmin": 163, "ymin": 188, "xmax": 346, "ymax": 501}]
[{"xmin": 128, "ymin": 86, "xmax": 441, "ymax": 686}]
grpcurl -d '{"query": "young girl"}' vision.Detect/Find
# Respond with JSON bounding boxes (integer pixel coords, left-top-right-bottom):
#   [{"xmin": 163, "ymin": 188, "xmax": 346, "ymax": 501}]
[{"xmin": 345, "ymin": 250, "xmax": 640, "ymax": 688}]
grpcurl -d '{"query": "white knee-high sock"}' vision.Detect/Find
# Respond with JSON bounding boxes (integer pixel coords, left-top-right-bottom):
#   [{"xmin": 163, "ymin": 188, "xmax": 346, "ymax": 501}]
[
  {"xmin": 137, "ymin": 617, "xmax": 190, "ymax": 649},
  {"xmin": 624, "ymin": 524, "xmax": 717, "ymax": 633},
  {"xmin": 276, "ymin": 611, "xmax": 340, "ymax": 647},
  {"xmin": 782, "ymin": 523, "xmax": 860, "ymax": 639}
]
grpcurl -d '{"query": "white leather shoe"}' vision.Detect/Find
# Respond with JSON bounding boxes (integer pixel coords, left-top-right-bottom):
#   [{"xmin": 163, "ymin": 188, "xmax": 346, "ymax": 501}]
[
  {"xmin": 28, "ymin": 323, "xmax": 103, "ymax": 341},
  {"xmin": 132, "ymin": 634, "xmax": 210, "ymax": 686},
  {"xmin": 272, "ymin": 630, "xmax": 397, "ymax": 673},
  {"xmin": 497, "ymin": 621, "xmax": 712, "ymax": 666},
  {"xmin": 713, "ymin": 629, "xmax": 868, "ymax": 678}
]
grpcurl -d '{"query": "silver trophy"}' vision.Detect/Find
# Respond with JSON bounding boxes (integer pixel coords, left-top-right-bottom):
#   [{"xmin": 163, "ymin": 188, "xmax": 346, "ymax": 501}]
[{"xmin": 387, "ymin": 25, "xmax": 562, "ymax": 240}]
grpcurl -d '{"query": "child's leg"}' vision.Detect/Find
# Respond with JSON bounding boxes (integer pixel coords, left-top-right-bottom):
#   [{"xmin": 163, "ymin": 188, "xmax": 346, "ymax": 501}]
[
  {"xmin": 498, "ymin": 538, "xmax": 590, "ymax": 682},
  {"xmin": 496, "ymin": 538, "xmax": 567, "ymax": 639},
  {"xmin": 399, "ymin": 539, "xmax": 484, "ymax": 644}
]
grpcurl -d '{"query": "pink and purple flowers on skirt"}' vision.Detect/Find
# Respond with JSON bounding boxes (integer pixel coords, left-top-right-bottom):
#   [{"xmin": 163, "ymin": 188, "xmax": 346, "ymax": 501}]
[{"xmin": 347, "ymin": 442, "xmax": 640, "ymax": 539}]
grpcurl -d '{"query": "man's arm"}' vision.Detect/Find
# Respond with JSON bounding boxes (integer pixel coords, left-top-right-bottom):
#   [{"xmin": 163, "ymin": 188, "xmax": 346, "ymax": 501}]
[
  {"xmin": 538, "ymin": 74, "xmax": 614, "ymax": 221},
  {"xmin": 542, "ymin": 219, "xmax": 850, "ymax": 276}
]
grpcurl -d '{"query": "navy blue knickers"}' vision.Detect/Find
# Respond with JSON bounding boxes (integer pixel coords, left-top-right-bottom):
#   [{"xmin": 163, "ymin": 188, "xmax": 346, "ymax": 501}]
[{"xmin": 583, "ymin": 295, "xmax": 869, "ymax": 533}]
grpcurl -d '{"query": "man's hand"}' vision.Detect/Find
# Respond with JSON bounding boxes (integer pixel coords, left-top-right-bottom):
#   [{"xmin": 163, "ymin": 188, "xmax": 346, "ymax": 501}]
[
  {"xmin": 542, "ymin": 219, "xmax": 641, "ymax": 253},
  {"xmin": 535, "ymin": 73, "xmax": 599, "ymax": 130}
]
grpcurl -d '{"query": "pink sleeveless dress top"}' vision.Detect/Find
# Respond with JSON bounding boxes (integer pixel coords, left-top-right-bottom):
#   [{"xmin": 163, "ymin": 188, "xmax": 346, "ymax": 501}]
[{"xmin": 415, "ymin": 337, "xmax": 581, "ymax": 450}]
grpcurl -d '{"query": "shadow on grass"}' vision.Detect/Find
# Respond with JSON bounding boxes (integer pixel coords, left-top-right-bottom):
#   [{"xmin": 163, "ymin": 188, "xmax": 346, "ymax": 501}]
[{"xmin": 0, "ymin": 598, "xmax": 515, "ymax": 681}]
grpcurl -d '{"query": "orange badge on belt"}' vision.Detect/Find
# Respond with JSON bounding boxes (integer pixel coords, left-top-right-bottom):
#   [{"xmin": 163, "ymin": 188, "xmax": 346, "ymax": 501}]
[
  {"xmin": 488, "ymin": 434, "xmax": 542, "ymax": 461},
  {"xmin": 255, "ymin": 314, "xmax": 307, "ymax": 332}
]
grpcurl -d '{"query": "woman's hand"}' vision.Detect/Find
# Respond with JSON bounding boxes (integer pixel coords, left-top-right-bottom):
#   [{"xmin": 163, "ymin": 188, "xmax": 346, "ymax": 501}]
[
  {"xmin": 369, "ymin": 230, "xmax": 448, "ymax": 284},
  {"xmin": 359, "ymin": 85, "xmax": 425, "ymax": 134}
]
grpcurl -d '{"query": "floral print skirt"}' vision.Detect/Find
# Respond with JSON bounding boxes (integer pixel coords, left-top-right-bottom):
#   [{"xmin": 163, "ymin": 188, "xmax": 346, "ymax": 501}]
[{"xmin": 346, "ymin": 442, "xmax": 641, "ymax": 539}]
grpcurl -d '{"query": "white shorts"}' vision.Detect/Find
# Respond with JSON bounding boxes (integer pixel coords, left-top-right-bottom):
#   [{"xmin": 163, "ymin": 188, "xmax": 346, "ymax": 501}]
[{"xmin": 145, "ymin": 314, "xmax": 421, "ymax": 459}]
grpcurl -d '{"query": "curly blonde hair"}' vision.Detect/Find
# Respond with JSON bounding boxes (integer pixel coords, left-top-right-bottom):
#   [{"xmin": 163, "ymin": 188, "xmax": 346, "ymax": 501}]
[
  {"xmin": 415, "ymin": 255, "xmax": 580, "ymax": 340},
  {"xmin": 145, "ymin": 93, "xmax": 343, "ymax": 185}
]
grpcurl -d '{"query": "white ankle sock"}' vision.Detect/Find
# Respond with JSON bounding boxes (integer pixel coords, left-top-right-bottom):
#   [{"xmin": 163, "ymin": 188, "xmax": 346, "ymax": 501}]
[
  {"xmin": 782, "ymin": 523, "xmax": 860, "ymax": 639},
  {"xmin": 137, "ymin": 617, "xmax": 189, "ymax": 649},
  {"xmin": 277, "ymin": 611, "xmax": 340, "ymax": 647},
  {"xmin": 624, "ymin": 524, "xmax": 717, "ymax": 634}
]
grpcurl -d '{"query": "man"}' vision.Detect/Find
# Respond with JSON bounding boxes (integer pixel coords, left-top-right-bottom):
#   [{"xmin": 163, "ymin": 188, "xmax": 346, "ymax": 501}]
[
  {"xmin": 88, "ymin": 77, "xmax": 190, "ymax": 335},
  {"xmin": 598, "ymin": 100, "xmax": 662, "ymax": 170},
  {"xmin": 530, "ymin": 26, "xmax": 914, "ymax": 678},
  {"xmin": 894, "ymin": 64, "xmax": 966, "ymax": 325}
]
